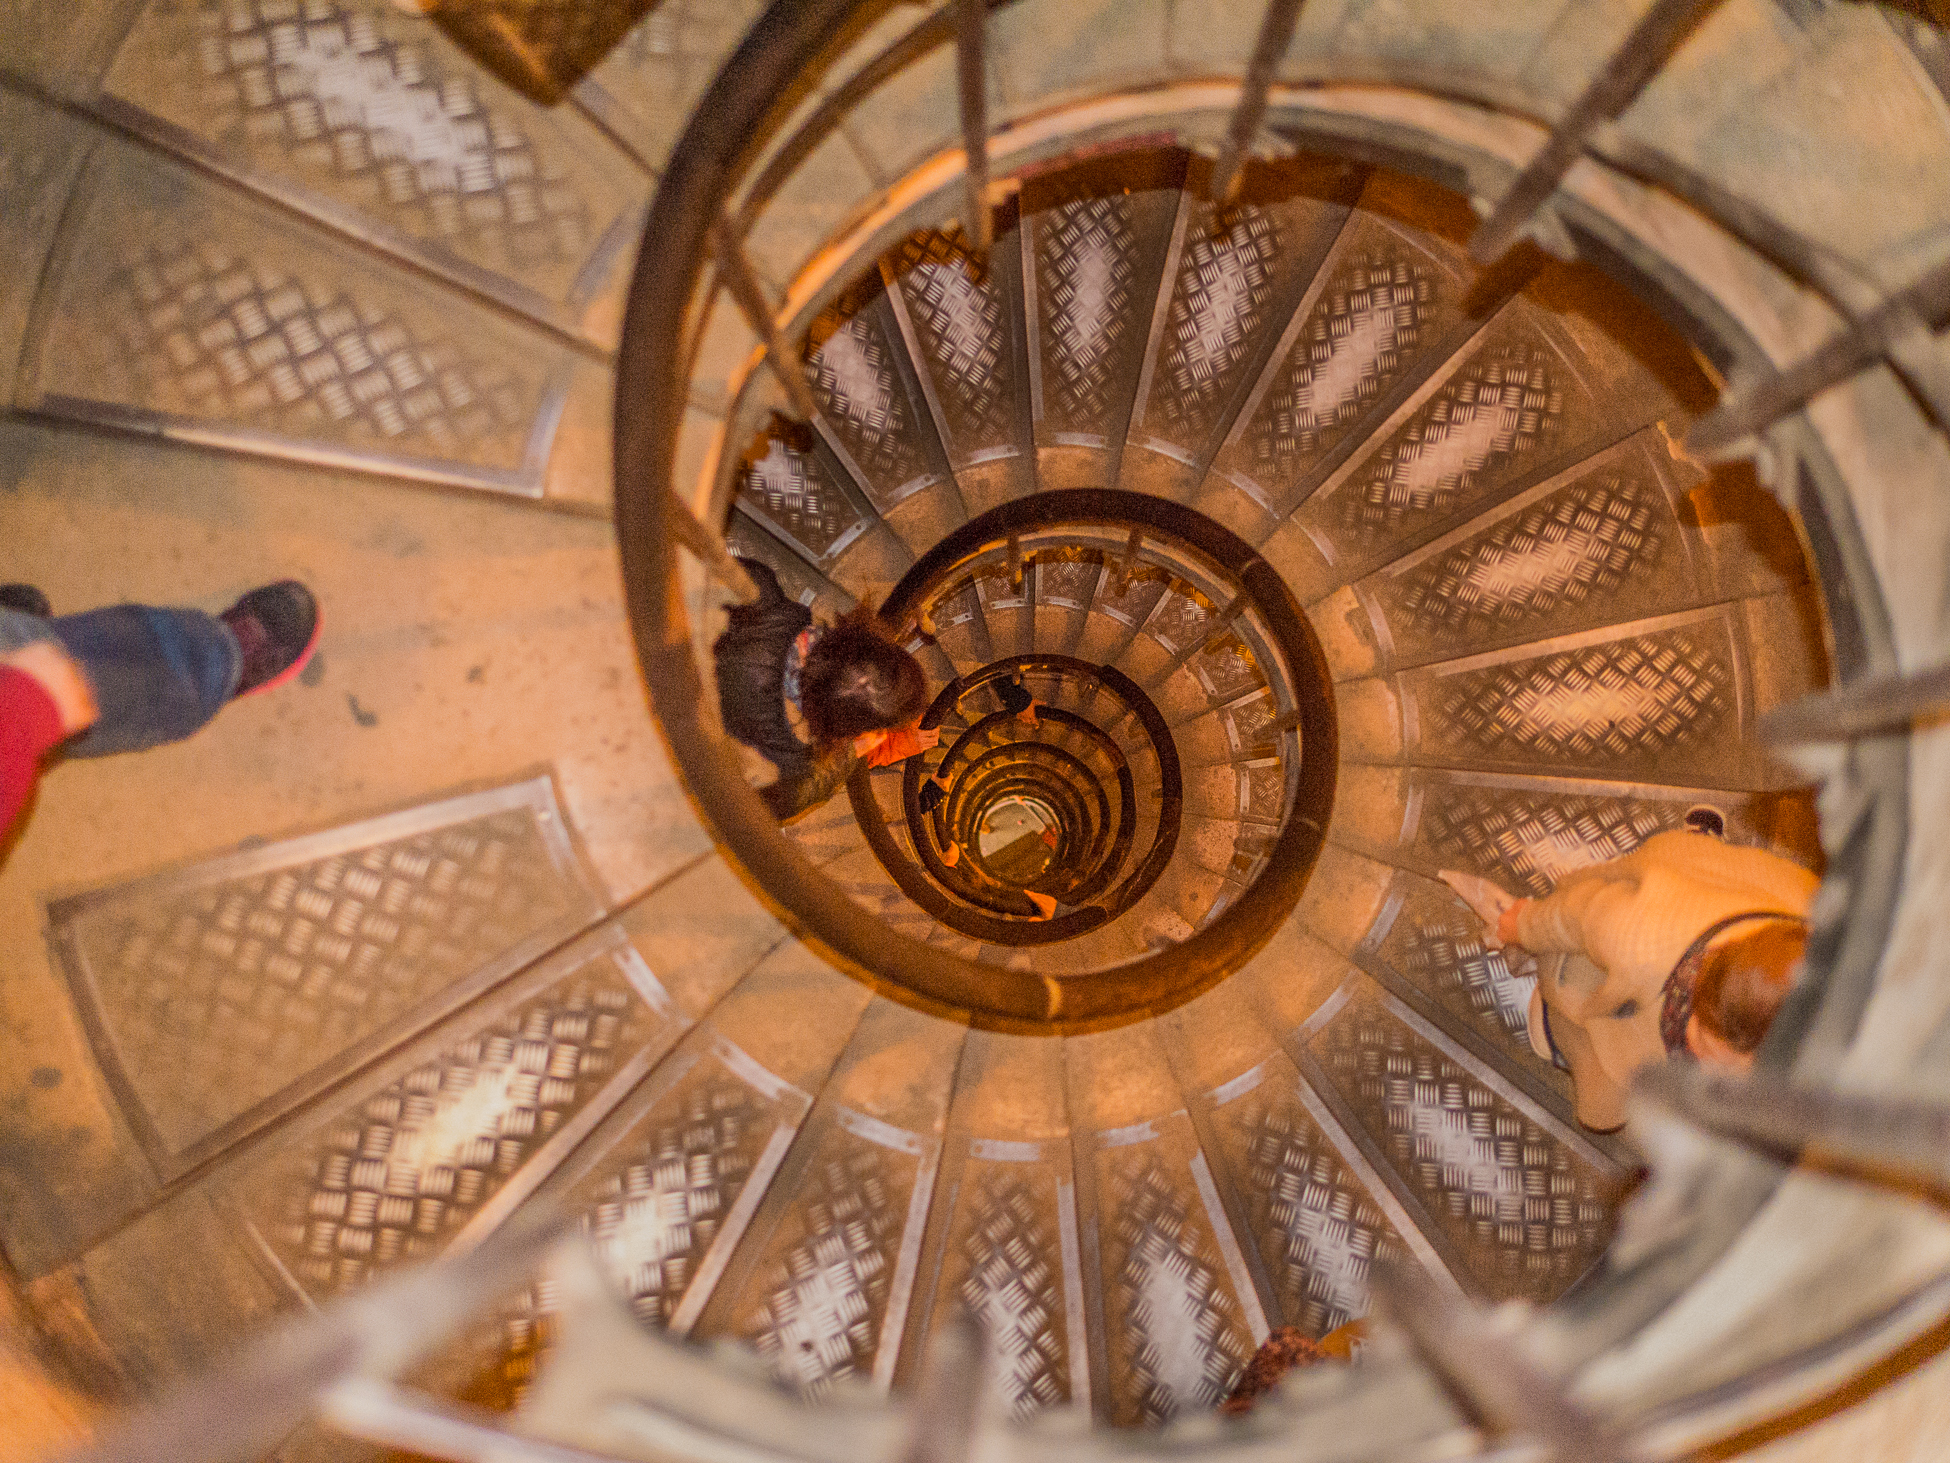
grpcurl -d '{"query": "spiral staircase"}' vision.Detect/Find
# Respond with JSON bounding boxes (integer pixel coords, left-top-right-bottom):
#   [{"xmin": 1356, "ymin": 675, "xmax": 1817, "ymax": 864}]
[{"xmin": 1, "ymin": 2, "xmax": 1948, "ymax": 1461}]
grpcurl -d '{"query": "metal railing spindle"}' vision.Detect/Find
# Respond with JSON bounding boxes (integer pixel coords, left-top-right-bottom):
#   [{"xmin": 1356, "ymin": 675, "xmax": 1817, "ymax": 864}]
[
  {"xmin": 1372, "ymin": 1263, "xmax": 1641, "ymax": 1463},
  {"xmin": 667, "ymin": 493, "xmax": 761, "ymax": 604},
  {"xmin": 1688, "ymin": 256, "xmax": 1950, "ymax": 457},
  {"xmin": 1468, "ymin": 0, "xmax": 1723, "ymax": 265},
  {"xmin": 956, "ymin": 0, "xmax": 994, "ymax": 252},
  {"xmin": 1760, "ymin": 660, "xmax": 1950, "ymax": 745},
  {"xmin": 1208, "ymin": 0, "xmax": 1308, "ymax": 205},
  {"xmin": 709, "ymin": 217, "xmax": 824, "ymax": 423},
  {"xmin": 1112, "ymin": 527, "xmax": 1144, "ymax": 593},
  {"xmin": 1638, "ymin": 1063, "xmax": 1950, "ymax": 1200}
]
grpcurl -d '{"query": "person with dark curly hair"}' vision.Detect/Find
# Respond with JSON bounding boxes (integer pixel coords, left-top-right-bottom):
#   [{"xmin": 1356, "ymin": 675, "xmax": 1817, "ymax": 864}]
[{"xmin": 713, "ymin": 559, "xmax": 933, "ymax": 821}]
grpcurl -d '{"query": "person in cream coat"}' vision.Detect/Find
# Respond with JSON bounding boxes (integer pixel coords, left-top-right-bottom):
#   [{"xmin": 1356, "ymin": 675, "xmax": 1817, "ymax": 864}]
[{"xmin": 1442, "ymin": 826, "xmax": 1818, "ymax": 1131}]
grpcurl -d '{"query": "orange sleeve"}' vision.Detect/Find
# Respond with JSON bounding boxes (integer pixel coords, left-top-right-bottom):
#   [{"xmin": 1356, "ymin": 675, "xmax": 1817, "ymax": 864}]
[{"xmin": 863, "ymin": 724, "xmax": 929, "ymax": 768}]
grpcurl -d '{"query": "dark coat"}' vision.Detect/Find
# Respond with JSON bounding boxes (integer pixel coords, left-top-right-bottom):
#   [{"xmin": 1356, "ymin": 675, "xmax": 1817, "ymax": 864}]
[{"xmin": 713, "ymin": 559, "xmax": 855, "ymax": 820}]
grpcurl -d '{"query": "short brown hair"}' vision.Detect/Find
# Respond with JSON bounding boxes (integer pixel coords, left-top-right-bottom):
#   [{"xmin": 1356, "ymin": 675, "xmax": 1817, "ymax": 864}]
[
  {"xmin": 800, "ymin": 605, "xmax": 927, "ymax": 747},
  {"xmin": 1693, "ymin": 921, "xmax": 1807, "ymax": 1055}
]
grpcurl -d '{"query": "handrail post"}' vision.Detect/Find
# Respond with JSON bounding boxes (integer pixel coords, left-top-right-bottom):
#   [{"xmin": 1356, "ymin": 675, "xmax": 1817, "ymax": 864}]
[
  {"xmin": 956, "ymin": 0, "xmax": 993, "ymax": 252},
  {"xmin": 1373, "ymin": 1263, "xmax": 1637, "ymax": 1463},
  {"xmin": 710, "ymin": 216, "xmax": 825, "ymax": 423},
  {"xmin": 1112, "ymin": 526, "xmax": 1143, "ymax": 593},
  {"xmin": 1209, "ymin": 0, "xmax": 1307, "ymax": 205},
  {"xmin": 1760, "ymin": 659, "xmax": 1950, "ymax": 745},
  {"xmin": 1688, "ymin": 255, "xmax": 1950, "ymax": 456},
  {"xmin": 1204, "ymin": 595, "xmax": 1248, "ymax": 646},
  {"xmin": 1469, "ymin": 0, "xmax": 1723, "ymax": 264},
  {"xmin": 668, "ymin": 492, "xmax": 761, "ymax": 604}
]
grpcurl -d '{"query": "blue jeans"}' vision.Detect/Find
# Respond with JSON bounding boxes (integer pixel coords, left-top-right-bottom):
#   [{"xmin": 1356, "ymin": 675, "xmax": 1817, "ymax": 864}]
[{"xmin": 0, "ymin": 605, "xmax": 239, "ymax": 757}]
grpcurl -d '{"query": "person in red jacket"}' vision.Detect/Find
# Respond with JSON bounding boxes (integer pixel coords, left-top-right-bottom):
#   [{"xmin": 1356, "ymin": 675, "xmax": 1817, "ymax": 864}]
[{"xmin": 1, "ymin": 581, "xmax": 320, "ymax": 840}]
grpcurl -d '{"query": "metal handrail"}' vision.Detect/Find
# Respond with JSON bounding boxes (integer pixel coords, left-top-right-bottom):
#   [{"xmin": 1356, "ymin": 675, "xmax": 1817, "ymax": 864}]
[
  {"xmin": 615, "ymin": 0, "xmax": 1917, "ymax": 1417},
  {"xmin": 956, "ymin": 0, "xmax": 995, "ymax": 252},
  {"xmin": 622, "ymin": 11, "xmax": 1339, "ymax": 1027}
]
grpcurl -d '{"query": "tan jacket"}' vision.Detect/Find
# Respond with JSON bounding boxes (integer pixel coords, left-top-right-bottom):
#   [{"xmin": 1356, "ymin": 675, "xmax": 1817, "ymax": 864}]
[{"xmin": 1514, "ymin": 830, "xmax": 1817, "ymax": 1129}]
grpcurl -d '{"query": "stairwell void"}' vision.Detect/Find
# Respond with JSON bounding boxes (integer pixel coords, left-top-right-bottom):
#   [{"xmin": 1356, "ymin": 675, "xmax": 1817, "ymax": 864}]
[{"xmin": 631, "ymin": 128, "xmax": 1826, "ymax": 1422}]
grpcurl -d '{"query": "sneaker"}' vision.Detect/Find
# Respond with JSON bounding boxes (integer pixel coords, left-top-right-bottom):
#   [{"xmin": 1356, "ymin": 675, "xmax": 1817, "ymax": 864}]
[
  {"xmin": 221, "ymin": 580, "xmax": 321, "ymax": 697},
  {"xmin": 918, "ymin": 776, "xmax": 948, "ymax": 816},
  {"xmin": 1683, "ymin": 805, "xmax": 1726, "ymax": 839},
  {"xmin": 997, "ymin": 678, "xmax": 1034, "ymax": 717},
  {"xmin": 0, "ymin": 584, "xmax": 50, "ymax": 617}
]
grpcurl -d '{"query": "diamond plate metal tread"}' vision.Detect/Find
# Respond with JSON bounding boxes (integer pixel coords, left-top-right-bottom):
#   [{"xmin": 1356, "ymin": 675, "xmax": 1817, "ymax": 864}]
[
  {"xmin": 1306, "ymin": 981, "xmax": 1614, "ymax": 1305},
  {"xmin": 1135, "ymin": 202, "xmax": 1288, "ymax": 457},
  {"xmin": 1215, "ymin": 689, "xmax": 1281, "ymax": 761},
  {"xmin": 1209, "ymin": 207, "xmax": 1466, "ymax": 514},
  {"xmin": 728, "ymin": 1116, "xmax": 927, "ymax": 1398},
  {"xmin": 912, "ymin": 1022, "xmax": 1084, "ymax": 1412},
  {"xmin": 1140, "ymin": 583, "xmax": 1219, "ymax": 658},
  {"xmin": 23, "ymin": 140, "xmax": 575, "ymax": 493},
  {"xmin": 886, "ymin": 228, "xmax": 1020, "ymax": 465},
  {"xmin": 1188, "ymin": 632, "xmax": 1266, "ymax": 707},
  {"xmin": 1237, "ymin": 762, "xmax": 1289, "ymax": 825},
  {"xmin": 1023, "ymin": 160, "xmax": 1184, "ymax": 471},
  {"xmin": 1317, "ymin": 325, "xmax": 1567, "ymax": 558},
  {"xmin": 386, "ymin": 1022, "xmax": 816, "ymax": 1419},
  {"xmin": 98, "ymin": 0, "xmax": 648, "ymax": 324},
  {"xmin": 1201, "ymin": 1061, "xmax": 1409, "ymax": 1338},
  {"xmin": 920, "ymin": 1143, "xmax": 1077, "ymax": 1418},
  {"xmin": 973, "ymin": 558, "xmax": 1030, "ymax": 614},
  {"xmin": 1127, "ymin": 167, "xmax": 1364, "ymax": 478},
  {"xmin": 232, "ymin": 923, "xmax": 678, "ymax": 1301},
  {"xmin": 802, "ymin": 277, "xmax": 944, "ymax": 512},
  {"xmin": 552, "ymin": 1042, "xmax": 804, "ymax": 1333},
  {"xmin": 1086, "ymin": 561, "xmax": 1172, "ymax": 630},
  {"xmin": 668, "ymin": 996, "xmax": 962, "ymax": 1397},
  {"xmin": 48, "ymin": 775, "xmax": 604, "ymax": 1175},
  {"xmin": 1281, "ymin": 291, "xmax": 1652, "ymax": 586},
  {"xmin": 1364, "ymin": 873, "xmax": 1544, "ymax": 1067},
  {"xmin": 1400, "ymin": 609, "xmax": 1747, "ymax": 784},
  {"xmin": 1092, "ymin": 1134, "xmax": 1258, "ymax": 1425},
  {"xmin": 928, "ymin": 576, "xmax": 991, "ymax": 636},
  {"xmin": 732, "ymin": 420, "xmax": 872, "ymax": 568},
  {"xmin": 1036, "ymin": 552, "xmax": 1105, "ymax": 613},
  {"xmin": 1359, "ymin": 433, "xmax": 1699, "ymax": 669},
  {"xmin": 1394, "ymin": 771, "xmax": 1811, "ymax": 899},
  {"xmin": 1031, "ymin": 192, "xmax": 1146, "ymax": 441}
]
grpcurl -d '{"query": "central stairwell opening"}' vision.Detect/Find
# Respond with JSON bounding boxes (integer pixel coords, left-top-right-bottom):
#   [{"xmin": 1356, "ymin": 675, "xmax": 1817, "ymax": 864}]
[{"xmin": 631, "ymin": 129, "xmax": 1828, "ymax": 1420}]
